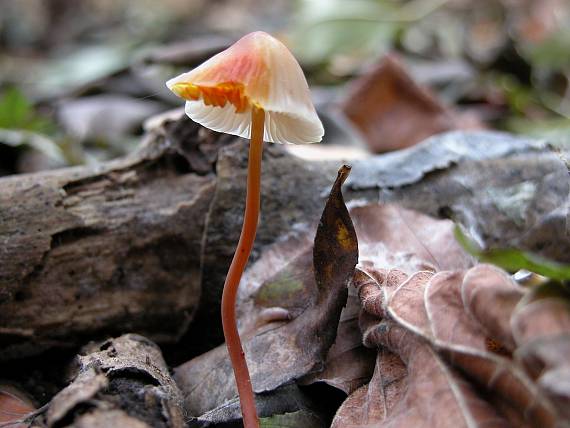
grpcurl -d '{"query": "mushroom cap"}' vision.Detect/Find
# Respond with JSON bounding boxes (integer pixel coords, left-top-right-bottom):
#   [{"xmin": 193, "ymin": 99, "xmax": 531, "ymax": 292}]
[{"xmin": 166, "ymin": 31, "xmax": 324, "ymax": 144}]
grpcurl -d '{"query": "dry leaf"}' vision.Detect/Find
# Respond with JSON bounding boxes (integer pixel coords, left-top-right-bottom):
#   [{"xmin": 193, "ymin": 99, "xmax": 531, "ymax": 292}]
[
  {"xmin": 175, "ymin": 165, "xmax": 358, "ymax": 420},
  {"xmin": 322, "ymin": 202, "xmax": 570, "ymax": 426},
  {"xmin": 341, "ymin": 55, "xmax": 483, "ymax": 153},
  {"xmin": 335, "ymin": 267, "xmax": 511, "ymax": 428},
  {"xmin": 0, "ymin": 386, "xmax": 36, "ymax": 428},
  {"xmin": 462, "ymin": 264, "xmax": 525, "ymax": 351},
  {"xmin": 352, "ymin": 203, "xmax": 474, "ymax": 273},
  {"xmin": 334, "ymin": 257, "xmax": 567, "ymax": 427},
  {"xmin": 512, "ymin": 282, "xmax": 570, "ymax": 419},
  {"xmin": 299, "ymin": 286, "xmax": 376, "ymax": 394},
  {"xmin": 331, "ymin": 350, "xmax": 407, "ymax": 427},
  {"xmin": 302, "ymin": 204, "xmax": 474, "ymax": 398}
]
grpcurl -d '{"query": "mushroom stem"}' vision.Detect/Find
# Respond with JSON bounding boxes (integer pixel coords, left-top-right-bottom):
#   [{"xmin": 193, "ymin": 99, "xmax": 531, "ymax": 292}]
[{"xmin": 221, "ymin": 105, "xmax": 264, "ymax": 428}]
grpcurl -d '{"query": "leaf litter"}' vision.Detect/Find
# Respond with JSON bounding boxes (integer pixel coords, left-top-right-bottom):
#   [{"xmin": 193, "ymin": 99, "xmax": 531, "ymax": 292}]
[
  {"xmin": 173, "ymin": 183, "xmax": 570, "ymax": 426},
  {"xmin": 174, "ymin": 165, "xmax": 358, "ymax": 425},
  {"xmin": 330, "ymin": 203, "xmax": 570, "ymax": 427}
]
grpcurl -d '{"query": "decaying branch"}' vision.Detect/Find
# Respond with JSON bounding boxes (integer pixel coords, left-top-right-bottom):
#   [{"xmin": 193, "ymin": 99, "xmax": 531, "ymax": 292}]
[
  {"xmin": 0, "ymin": 111, "xmax": 568, "ymax": 361},
  {"xmin": 45, "ymin": 334, "xmax": 185, "ymax": 428},
  {"xmin": 0, "ymin": 116, "xmax": 218, "ymax": 360}
]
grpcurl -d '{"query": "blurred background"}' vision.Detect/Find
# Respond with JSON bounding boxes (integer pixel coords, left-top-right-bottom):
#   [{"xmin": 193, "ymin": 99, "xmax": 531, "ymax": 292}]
[{"xmin": 1, "ymin": 0, "xmax": 569, "ymax": 175}]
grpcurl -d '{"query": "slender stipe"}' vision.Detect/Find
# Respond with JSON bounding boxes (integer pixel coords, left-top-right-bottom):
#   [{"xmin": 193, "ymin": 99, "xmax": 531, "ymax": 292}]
[{"xmin": 221, "ymin": 105, "xmax": 265, "ymax": 428}]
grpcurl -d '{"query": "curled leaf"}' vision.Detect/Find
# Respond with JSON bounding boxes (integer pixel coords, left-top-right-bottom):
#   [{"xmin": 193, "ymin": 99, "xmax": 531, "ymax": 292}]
[
  {"xmin": 332, "ymin": 202, "xmax": 569, "ymax": 427},
  {"xmin": 512, "ymin": 282, "xmax": 570, "ymax": 419},
  {"xmin": 337, "ymin": 266, "xmax": 511, "ymax": 428}
]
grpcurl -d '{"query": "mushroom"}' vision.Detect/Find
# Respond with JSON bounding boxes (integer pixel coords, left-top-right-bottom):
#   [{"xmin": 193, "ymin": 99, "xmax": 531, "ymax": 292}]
[{"xmin": 166, "ymin": 31, "xmax": 324, "ymax": 427}]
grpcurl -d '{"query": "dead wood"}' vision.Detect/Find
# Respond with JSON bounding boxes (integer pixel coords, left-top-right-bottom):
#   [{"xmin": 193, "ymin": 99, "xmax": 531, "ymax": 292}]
[
  {"xmin": 45, "ymin": 334, "xmax": 185, "ymax": 428},
  {"xmin": 0, "ymin": 116, "xmax": 219, "ymax": 360},
  {"xmin": 0, "ymin": 110, "xmax": 567, "ymax": 361}
]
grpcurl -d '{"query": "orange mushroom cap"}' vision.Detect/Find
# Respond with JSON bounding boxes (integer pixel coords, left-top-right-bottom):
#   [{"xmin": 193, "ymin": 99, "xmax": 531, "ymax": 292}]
[{"xmin": 166, "ymin": 31, "xmax": 324, "ymax": 145}]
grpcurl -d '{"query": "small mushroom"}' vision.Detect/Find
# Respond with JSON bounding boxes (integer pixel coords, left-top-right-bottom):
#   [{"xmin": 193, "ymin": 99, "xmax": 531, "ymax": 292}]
[{"xmin": 166, "ymin": 31, "xmax": 324, "ymax": 427}]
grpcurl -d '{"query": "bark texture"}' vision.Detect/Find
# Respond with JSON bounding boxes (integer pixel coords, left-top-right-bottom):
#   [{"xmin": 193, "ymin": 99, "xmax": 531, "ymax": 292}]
[
  {"xmin": 46, "ymin": 334, "xmax": 185, "ymax": 428},
  {"xmin": 0, "ymin": 116, "xmax": 219, "ymax": 360}
]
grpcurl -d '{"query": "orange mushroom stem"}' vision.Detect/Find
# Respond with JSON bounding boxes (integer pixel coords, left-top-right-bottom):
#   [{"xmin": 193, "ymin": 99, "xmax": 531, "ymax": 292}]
[{"xmin": 220, "ymin": 105, "xmax": 264, "ymax": 427}]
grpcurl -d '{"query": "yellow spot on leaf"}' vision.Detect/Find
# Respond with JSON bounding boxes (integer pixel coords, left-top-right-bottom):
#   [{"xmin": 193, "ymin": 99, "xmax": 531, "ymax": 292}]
[{"xmin": 336, "ymin": 219, "xmax": 356, "ymax": 251}]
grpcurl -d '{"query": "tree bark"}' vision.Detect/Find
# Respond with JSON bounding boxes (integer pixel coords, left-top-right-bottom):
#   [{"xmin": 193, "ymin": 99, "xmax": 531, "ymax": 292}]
[
  {"xmin": 45, "ymin": 334, "xmax": 185, "ymax": 428},
  {"xmin": 0, "ymin": 116, "xmax": 219, "ymax": 360}
]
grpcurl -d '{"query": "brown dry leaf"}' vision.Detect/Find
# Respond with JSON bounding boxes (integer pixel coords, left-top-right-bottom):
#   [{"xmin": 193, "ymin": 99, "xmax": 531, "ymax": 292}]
[
  {"xmin": 335, "ymin": 255, "xmax": 568, "ymax": 427},
  {"xmin": 174, "ymin": 165, "xmax": 358, "ymax": 419},
  {"xmin": 352, "ymin": 204, "xmax": 474, "ymax": 274},
  {"xmin": 248, "ymin": 239, "xmax": 316, "ymax": 329},
  {"xmin": 415, "ymin": 270, "xmax": 555, "ymax": 426},
  {"xmin": 331, "ymin": 349, "xmax": 407, "ymax": 427},
  {"xmin": 329, "ymin": 203, "xmax": 568, "ymax": 427},
  {"xmin": 0, "ymin": 386, "xmax": 35, "ymax": 428},
  {"xmin": 299, "ymin": 286, "xmax": 377, "ymax": 394},
  {"xmin": 341, "ymin": 55, "xmax": 483, "ymax": 153},
  {"xmin": 334, "ymin": 266, "xmax": 511, "ymax": 428},
  {"xmin": 462, "ymin": 264, "xmax": 525, "ymax": 352},
  {"xmin": 512, "ymin": 282, "xmax": 570, "ymax": 420},
  {"xmin": 306, "ymin": 204, "xmax": 473, "ymax": 398}
]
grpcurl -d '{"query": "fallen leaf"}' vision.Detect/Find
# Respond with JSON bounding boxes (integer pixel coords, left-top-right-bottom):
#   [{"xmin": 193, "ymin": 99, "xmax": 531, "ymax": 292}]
[
  {"xmin": 461, "ymin": 264, "xmax": 525, "ymax": 351},
  {"xmin": 0, "ymin": 385, "xmax": 36, "ymax": 428},
  {"xmin": 336, "ymin": 266, "xmax": 511, "ymax": 428},
  {"xmin": 299, "ymin": 286, "xmax": 376, "ymax": 394},
  {"xmin": 175, "ymin": 165, "xmax": 358, "ymax": 419},
  {"xmin": 511, "ymin": 282, "xmax": 570, "ymax": 419},
  {"xmin": 305, "ymin": 204, "xmax": 473, "ymax": 398},
  {"xmin": 336, "ymin": 253, "xmax": 566, "ymax": 427},
  {"xmin": 388, "ymin": 268, "xmax": 557, "ymax": 426},
  {"xmin": 341, "ymin": 55, "xmax": 483, "ymax": 153},
  {"xmin": 352, "ymin": 204, "xmax": 473, "ymax": 273},
  {"xmin": 185, "ymin": 384, "xmax": 321, "ymax": 428},
  {"xmin": 331, "ymin": 350, "xmax": 407, "ymax": 427}
]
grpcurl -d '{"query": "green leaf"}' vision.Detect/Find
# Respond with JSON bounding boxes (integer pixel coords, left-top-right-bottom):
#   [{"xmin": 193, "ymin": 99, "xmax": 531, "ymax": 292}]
[
  {"xmin": 0, "ymin": 87, "xmax": 55, "ymax": 133},
  {"xmin": 260, "ymin": 410, "xmax": 325, "ymax": 428},
  {"xmin": 454, "ymin": 226, "xmax": 570, "ymax": 281},
  {"xmin": 518, "ymin": 27, "xmax": 570, "ymax": 71},
  {"xmin": 34, "ymin": 43, "xmax": 133, "ymax": 98},
  {"xmin": 506, "ymin": 116, "xmax": 570, "ymax": 149},
  {"xmin": 0, "ymin": 87, "xmax": 31, "ymax": 128},
  {"xmin": 290, "ymin": 0, "xmax": 401, "ymax": 65}
]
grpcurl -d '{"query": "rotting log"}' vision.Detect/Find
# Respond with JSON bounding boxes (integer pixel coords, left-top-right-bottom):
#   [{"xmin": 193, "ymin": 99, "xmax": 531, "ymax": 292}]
[
  {"xmin": 0, "ymin": 116, "xmax": 220, "ymax": 360},
  {"xmin": 0, "ymin": 111, "xmax": 568, "ymax": 361},
  {"xmin": 45, "ymin": 334, "xmax": 185, "ymax": 428}
]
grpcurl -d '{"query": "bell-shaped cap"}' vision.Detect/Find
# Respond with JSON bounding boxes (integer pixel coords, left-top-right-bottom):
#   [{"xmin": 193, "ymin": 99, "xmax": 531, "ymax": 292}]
[{"xmin": 166, "ymin": 31, "xmax": 324, "ymax": 144}]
